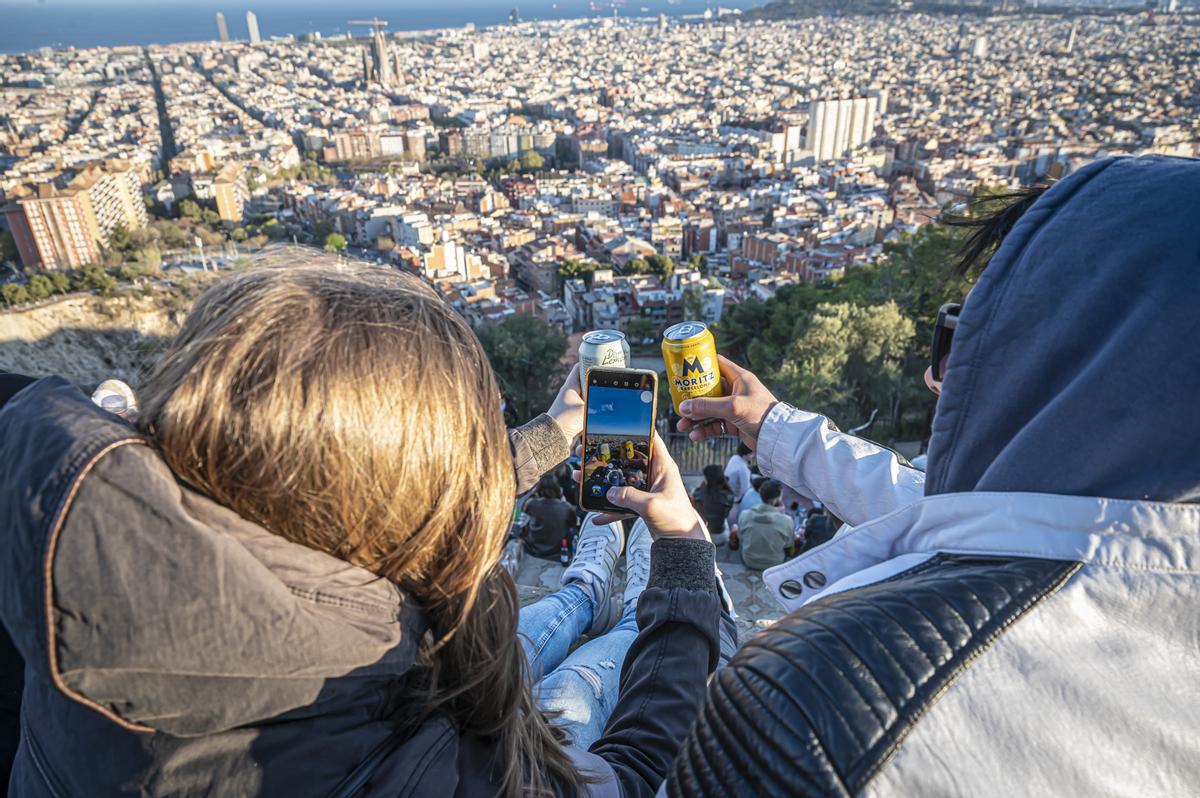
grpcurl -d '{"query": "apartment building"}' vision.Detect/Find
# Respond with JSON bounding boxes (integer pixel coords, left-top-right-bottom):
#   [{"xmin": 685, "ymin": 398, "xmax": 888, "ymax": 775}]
[
  {"xmin": 4, "ymin": 161, "xmax": 148, "ymax": 270},
  {"xmin": 212, "ymin": 162, "xmax": 249, "ymax": 223},
  {"xmin": 807, "ymin": 97, "xmax": 877, "ymax": 164}
]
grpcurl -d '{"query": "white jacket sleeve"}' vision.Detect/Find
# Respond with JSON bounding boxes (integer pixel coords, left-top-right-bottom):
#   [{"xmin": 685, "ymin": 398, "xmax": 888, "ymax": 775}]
[{"xmin": 755, "ymin": 402, "xmax": 925, "ymax": 528}]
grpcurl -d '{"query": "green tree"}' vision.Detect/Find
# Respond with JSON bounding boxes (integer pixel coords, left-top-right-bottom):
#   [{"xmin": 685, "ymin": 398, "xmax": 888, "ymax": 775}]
[
  {"xmin": 624, "ymin": 257, "xmax": 649, "ymax": 275},
  {"xmin": 1, "ymin": 283, "xmax": 30, "ymax": 306},
  {"xmin": 231, "ymin": 227, "xmax": 249, "ymax": 241},
  {"xmin": 476, "ymin": 313, "xmax": 568, "ymax": 424},
  {"xmin": 836, "ymin": 224, "xmax": 970, "ymax": 346},
  {"xmin": 101, "ymin": 246, "xmax": 124, "ymax": 267},
  {"xmin": 313, "ymin": 220, "xmax": 334, "ymax": 242},
  {"xmin": 201, "ymin": 208, "xmax": 222, "ymax": 227},
  {"xmin": 152, "ymin": 219, "xmax": 191, "ymax": 249},
  {"xmin": 557, "ymin": 259, "xmax": 596, "ymax": 283},
  {"xmin": 108, "ymin": 224, "xmax": 133, "ymax": 253},
  {"xmin": 119, "ymin": 261, "xmax": 147, "ymax": 282},
  {"xmin": 713, "ymin": 223, "xmax": 969, "ymax": 440},
  {"xmin": 688, "ymin": 253, "xmax": 708, "ymax": 274},
  {"xmin": 139, "ymin": 248, "xmax": 163, "ymax": 274},
  {"xmin": 646, "ymin": 254, "xmax": 675, "ymax": 280},
  {"xmin": 772, "ymin": 302, "xmax": 914, "ymax": 431},
  {"xmin": 48, "ymin": 271, "xmax": 71, "ymax": 294},
  {"xmin": 623, "ymin": 317, "xmax": 657, "ymax": 344},
  {"xmin": 73, "ymin": 264, "xmax": 118, "ymax": 296},
  {"xmin": 263, "ymin": 220, "xmax": 288, "ymax": 240},
  {"xmin": 520, "ymin": 151, "xmax": 545, "ymax": 172},
  {"xmin": 324, "ymin": 232, "xmax": 347, "ymax": 253},
  {"xmin": 26, "ymin": 274, "xmax": 53, "ymax": 301},
  {"xmin": 179, "ymin": 199, "xmax": 202, "ymax": 220}
]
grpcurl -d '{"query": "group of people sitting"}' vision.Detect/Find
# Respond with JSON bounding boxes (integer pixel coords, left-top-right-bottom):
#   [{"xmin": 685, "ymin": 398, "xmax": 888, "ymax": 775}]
[
  {"xmin": 1, "ymin": 155, "xmax": 1198, "ymax": 796},
  {"xmin": 690, "ymin": 450, "xmax": 834, "ymax": 571}
]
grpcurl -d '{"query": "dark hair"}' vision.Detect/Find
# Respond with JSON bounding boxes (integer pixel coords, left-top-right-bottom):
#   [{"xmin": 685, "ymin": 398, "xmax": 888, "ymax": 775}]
[
  {"xmin": 535, "ymin": 472, "xmax": 562, "ymax": 500},
  {"xmin": 751, "ymin": 474, "xmax": 766, "ymax": 492},
  {"xmin": 737, "ymin": 441, "xmax": 752, "ymax": 457},
  {"xmin": 759, "ymin": 479, "xmax": 783, "ymax": 505},
  {"xmin": 942, "ymin": 184, "xmax": 1051, "ymax": 277},
  {"xmin": 703, "ymin": 464, "xmax": 731, "ymax": 492}
]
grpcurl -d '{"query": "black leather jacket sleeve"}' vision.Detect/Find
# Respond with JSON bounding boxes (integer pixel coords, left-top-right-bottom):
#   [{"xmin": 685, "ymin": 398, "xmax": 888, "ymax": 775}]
[{"xmin": 589, "ymin": 538, "xmax": 722, "ymax": 797}]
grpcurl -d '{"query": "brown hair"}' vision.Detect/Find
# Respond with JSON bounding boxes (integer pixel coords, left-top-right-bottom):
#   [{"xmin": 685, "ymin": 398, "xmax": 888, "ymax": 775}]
[{"xmin": 137, "ymin": 264, "xmax": 580, "ymax": 796}]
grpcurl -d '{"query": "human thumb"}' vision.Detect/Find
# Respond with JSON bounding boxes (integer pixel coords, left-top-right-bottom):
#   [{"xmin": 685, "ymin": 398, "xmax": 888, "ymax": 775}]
[
  {"xmin": 607, "ymin": 486, "xmax": 651, "ymax": 514},
  {"xmin": 679, "ymin": 394, "xmax": 734, "ymax": 421}
]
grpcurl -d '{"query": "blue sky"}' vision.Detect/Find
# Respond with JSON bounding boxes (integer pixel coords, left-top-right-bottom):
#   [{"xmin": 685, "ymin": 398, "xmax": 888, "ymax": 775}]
[{"xmin": 586, "ymin": 385, "xmax": 654, "ymax": 437}]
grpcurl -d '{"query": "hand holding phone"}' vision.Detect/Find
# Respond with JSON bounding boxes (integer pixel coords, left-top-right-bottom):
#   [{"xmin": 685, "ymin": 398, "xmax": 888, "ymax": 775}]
[
  {"xmin": 579, "ymin": 368, "xmax": 707, "ymax": 540},
  {"xmin": 600, "ymin": 432, "xmax": 707, "ymax": 541},
  {"xmin": 580, "ymin": 368, "xmax": 657, "ymax": 514}
]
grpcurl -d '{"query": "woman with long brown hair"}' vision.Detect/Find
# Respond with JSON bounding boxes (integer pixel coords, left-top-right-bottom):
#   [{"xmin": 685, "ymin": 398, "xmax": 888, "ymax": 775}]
[{"xmin": 0, "ymin": 264, "xmax": 727, "ymax": 797}]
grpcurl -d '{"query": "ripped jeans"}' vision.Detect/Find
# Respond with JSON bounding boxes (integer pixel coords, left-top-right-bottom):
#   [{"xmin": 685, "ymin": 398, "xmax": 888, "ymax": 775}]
[{"xmin": 518, "ymin": 585, "xmax": 638, "ymax": 751}]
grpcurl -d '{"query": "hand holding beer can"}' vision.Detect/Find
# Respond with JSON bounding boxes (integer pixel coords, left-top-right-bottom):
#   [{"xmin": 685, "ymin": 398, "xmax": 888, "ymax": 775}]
[
  {"xmin": 579, "ymin": 330, "xmax": 630, "ymax": 381},
  {"xmin": 662, "ymin": 321, "xmax": 726, "ymax": 416}
]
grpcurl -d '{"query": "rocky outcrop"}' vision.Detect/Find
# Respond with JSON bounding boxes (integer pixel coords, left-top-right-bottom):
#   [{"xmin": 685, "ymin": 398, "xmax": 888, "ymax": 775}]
[{"xmin": 0, "ymin": 293, "xmax": 186, "ymax": 390}]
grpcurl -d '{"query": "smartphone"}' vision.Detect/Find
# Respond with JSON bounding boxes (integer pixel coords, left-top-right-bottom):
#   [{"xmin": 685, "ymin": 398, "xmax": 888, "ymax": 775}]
[{"xmin": 580, "ymin": 367, "xmax": 658, "ymax": 513}]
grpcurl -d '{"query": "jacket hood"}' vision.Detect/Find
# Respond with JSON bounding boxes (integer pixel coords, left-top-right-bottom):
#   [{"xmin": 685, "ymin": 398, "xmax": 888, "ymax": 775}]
[
  {"xmin": 925, "ymin": 155, "xmax": 1200, "ymax": 503},
  {"xmin": 0, "ymin": 378, "xmax": 424, "ymax": 736}
]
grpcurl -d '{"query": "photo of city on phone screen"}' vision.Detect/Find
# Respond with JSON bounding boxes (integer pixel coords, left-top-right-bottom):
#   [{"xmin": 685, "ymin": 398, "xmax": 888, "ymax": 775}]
[{"xmin": 582, "ymin": 382, "xmax": 654, "ymax": 511}]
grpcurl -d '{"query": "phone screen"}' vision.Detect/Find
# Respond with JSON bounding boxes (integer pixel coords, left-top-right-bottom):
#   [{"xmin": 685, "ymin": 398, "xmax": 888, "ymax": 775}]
[{"xmin": 581, "ymin": 369, "xmax": 657, "ymax": 513}]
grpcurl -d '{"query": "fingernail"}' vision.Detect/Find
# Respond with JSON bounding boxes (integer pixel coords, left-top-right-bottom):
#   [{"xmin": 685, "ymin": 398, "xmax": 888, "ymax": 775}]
[
  {"xmin": 606, "ymin": 488, "xmax": 619, "ymax": 500},
  {"xmin": 679, "ymin": 400, "xmax": 692, "ymax": 414}
]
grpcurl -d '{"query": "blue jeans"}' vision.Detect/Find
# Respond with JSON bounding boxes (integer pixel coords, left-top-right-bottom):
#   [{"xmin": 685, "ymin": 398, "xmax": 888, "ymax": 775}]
[
  {"xmin": 519, "ymin": 584, "xmax": 639, "ymax": 751},
  {"xmin": 519, "ymin": 583, "xmax": 739, "ymax": 751}
]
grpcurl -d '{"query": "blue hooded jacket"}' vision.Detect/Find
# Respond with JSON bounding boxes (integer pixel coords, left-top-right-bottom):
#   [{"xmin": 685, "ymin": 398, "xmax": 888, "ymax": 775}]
[{"xmin": 925, "ymin": 155, "xmax": 1200, "ymax": 503}]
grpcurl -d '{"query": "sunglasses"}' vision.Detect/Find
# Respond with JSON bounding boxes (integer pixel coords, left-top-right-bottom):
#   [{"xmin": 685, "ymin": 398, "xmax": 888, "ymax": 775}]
[{"xmin": 930, "ymin": 303, "xmax": 961, "ymax": 383}]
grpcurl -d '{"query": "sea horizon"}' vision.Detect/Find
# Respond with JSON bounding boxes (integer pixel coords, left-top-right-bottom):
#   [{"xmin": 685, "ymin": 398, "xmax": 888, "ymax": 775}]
[{"xmin": 0, "ymin": 0, "xmax": 756, "ymax": 55}]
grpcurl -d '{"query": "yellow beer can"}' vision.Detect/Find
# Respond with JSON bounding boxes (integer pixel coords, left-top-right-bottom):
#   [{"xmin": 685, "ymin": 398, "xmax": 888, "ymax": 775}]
[{"xmin": 661, "ymin": 321, "xmax": 726, "ymax": 415}]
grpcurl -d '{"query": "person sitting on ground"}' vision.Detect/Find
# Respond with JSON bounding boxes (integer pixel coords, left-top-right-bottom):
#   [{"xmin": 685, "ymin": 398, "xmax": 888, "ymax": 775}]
[
  {"xmin": 798, "ymin": 500, "xmax": 834, "ymax": 552},
  {"xmin": 723, "ymin": 441, "xmax": 754, "ymax": 523},
  {"xmin": 740, "ymin": 472, "xmax": 764, "ymax": 515},
  {"xmin": 0, "ymin": 265, "xmax": 735, "ymax": 797},
  {"xmin": 735, "ymin": 479, "xmax": 793, "ymax": 571},
  {"xmin": 519, "ymin": 473, "xmax": 578, "ymax": 560},
  {"xmin": 728, "ymin": 473, "xmax": 765, "ymax": 549},
  {"xmin": 668, "ymin": 156, "xmax": 1200, "ymax": 795},
  {"xmin": 691, "ymin": 463, "xmax": 735, "ymax": 544}
]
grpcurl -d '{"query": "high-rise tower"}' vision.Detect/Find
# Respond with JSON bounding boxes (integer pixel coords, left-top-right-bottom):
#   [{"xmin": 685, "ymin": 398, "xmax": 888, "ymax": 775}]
[
  {"xmin": 246, "ymin": 11, "xmax": 261, "ymax": 44},
  {"xmin": 215, "ymin": 12, "xmax": 230, "ymax": 43},
  {"xmin": 806, "ymin": 97, "xmax": 877, "ymax": 164}
]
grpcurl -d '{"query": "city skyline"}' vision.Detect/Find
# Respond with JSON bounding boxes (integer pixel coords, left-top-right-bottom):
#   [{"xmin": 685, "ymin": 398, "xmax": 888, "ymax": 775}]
[
  {"xmin": 0, "ymin": 0, "xmax": 758, "ymax": 54},
  {"xmin": 1, "ymin": 5, "xmax": 1196, "ymax": 336}
]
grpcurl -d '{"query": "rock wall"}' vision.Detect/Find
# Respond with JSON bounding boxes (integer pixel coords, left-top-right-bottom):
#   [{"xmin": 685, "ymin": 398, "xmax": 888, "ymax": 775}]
[{"xmin": 0, "ymin": 293, "xmax": 187, "ymax": 390}]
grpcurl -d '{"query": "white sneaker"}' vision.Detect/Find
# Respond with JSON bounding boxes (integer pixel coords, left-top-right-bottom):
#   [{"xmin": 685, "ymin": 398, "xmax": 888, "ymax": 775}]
[
  {"xmin": 562, "ymin": 514, "xmax": 623, "ymax": 634},
  {"xmin": 623, "ymin": 519, "xmax": 652, "ymax": 611}
]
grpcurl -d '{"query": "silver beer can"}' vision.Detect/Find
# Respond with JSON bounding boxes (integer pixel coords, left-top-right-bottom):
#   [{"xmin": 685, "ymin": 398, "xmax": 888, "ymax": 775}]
[{"xmin": 579, "ymin": 330, "xmax": 630, "ymax": 380}]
